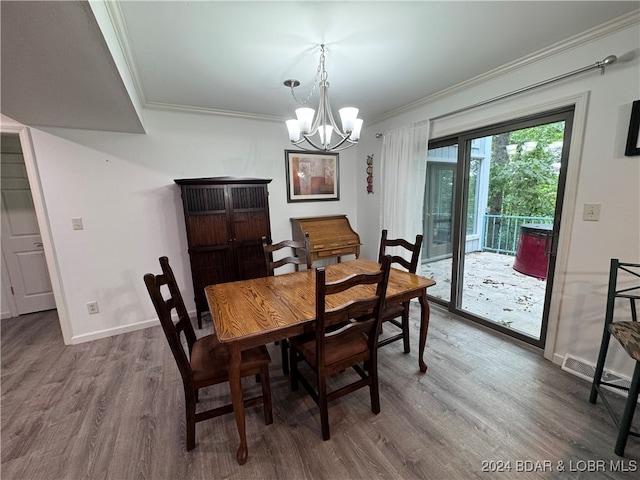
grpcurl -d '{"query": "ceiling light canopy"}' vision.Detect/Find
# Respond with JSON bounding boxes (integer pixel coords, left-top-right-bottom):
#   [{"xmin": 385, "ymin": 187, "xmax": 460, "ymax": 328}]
[{"xmin": 284, "ymin": 44, "xmax": 362, "ymax": 152}]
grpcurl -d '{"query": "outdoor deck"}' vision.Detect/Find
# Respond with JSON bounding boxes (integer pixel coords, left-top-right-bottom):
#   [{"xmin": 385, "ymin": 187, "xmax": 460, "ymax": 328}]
[{"xmin": 419, "ymin": 251, "xmax": 547, "ymax": 338}]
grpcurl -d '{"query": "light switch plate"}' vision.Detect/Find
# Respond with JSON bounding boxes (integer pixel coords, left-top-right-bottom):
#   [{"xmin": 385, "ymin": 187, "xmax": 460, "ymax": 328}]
[{"xmin": 583, "ymin": 203, "xmax": 601, "ymax": 221}]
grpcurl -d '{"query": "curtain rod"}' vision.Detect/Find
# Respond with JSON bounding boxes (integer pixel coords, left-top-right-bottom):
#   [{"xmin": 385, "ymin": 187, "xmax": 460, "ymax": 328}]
[{"xmin": 375, "ymin": 54, "xmax": 617, "ymax": 137}]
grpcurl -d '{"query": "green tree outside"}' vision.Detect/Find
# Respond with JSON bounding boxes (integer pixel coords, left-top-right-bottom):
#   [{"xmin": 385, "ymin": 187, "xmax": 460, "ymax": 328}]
[{"xmin": 488, "ymin": 121, "xmax": 564, "ymax": 218}]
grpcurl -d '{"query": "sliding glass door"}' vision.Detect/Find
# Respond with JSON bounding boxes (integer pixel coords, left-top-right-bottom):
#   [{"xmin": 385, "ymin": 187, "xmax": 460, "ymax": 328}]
[
  {"xmin": 422, "ymin": 146, "xmax": 456, "ymax": 303},
  {"xmin": 422, "ymin": 108, "xmax": 574, "ymax": 348}
]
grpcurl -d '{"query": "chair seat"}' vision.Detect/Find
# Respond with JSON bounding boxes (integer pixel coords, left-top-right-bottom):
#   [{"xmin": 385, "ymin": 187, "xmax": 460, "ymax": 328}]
[
  {"xmin": 382, "ymin": 303, "xmax": 405, "ymax": 322},
  {"xmin": 191, "ymin": 334, "xmax": 271, "ymax": 387},
  {"xmin": 609, "ymin": 322, "xmax": 640, "ymax": 362},
  {"xmin": 291, "ymin": 329, "xmax": 369, "ymax": 369}
]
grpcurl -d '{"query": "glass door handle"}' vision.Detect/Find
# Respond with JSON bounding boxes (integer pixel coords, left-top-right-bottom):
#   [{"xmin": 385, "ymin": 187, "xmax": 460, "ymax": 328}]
[{"xmin": 544, "ymin": 232, "xmax": 557, "ymax": 258}]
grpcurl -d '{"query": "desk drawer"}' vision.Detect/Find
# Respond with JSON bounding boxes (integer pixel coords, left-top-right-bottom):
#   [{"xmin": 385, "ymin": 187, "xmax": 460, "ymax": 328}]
[{"xmin": 316, "ymin": 247, "xmax": 358, "ymax": 258}]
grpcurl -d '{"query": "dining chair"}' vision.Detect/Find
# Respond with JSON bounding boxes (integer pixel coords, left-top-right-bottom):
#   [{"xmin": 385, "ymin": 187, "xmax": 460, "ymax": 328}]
[
  {"xmin": 262, "ymin": 232, "xmax": 311, "ymax": 374},
  {"xmin": 289, "ymin": 255, "xmax": 392, "ymax": 440},
  {"xmin": 144, "ymin": 256, "xmax": 273, "ymax": 451},
  {"xmin": 263, "ymin": 232, "xmax": 312, "ymax": 275},
  {"xmin": 377, "ymin": 229, "xmax": 423, "ymax": 353},
  {"xmin": 589, "ymin": 258, "xmax": 640, "ymax": 456}
]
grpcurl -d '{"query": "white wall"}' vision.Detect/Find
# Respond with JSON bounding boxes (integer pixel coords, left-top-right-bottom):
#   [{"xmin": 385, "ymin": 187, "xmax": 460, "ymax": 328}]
[
  {"xmin": 25, "ymin": 109, "xmax": 357, "ymax": 342},
  {"xmin": 355, "ymin": 18, "xmax": 640, "ymax": 375}
]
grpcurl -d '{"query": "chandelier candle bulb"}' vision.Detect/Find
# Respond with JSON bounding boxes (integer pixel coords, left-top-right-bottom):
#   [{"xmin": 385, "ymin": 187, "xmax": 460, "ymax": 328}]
[
  {"xmin": 295, "ymin": 108, "xmax": 315, "ymax": 133},
  {"xmin": 350, "ymin": 119, "xmax": 363, "ymax": 141},
  {"xmin": 318, "ymin": 125, "xmax": 334, "ymax": 146},
  {"xmin": 286, "ymin": 120, "xmax": 301, "ymax": 141},
  {"xmin": 339, "ymin": 107, "xmax": 359, "ymax": 132}
]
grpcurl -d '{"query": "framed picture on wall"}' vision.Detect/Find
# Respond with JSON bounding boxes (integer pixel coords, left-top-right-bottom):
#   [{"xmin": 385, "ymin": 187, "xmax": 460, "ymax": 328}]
[
  {"xmin": 625, "ymin": 100, "xmax": 640, "ymax": 156},
  {"xmin": 285, "ymin": 150, "xmax": 340, "ymax": 202}
]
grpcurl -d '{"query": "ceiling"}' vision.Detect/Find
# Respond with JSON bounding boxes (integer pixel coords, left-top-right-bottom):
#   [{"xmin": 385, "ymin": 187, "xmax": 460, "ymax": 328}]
[{"xmin": 1, "ymin": 1, "xmax": 639, "ymax": 133}]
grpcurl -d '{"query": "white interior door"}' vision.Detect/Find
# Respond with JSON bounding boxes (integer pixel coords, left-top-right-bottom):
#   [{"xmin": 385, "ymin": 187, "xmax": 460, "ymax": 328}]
[{"xmin": 1, "ymin": 134, "xmax": 56, "ymax": 315}]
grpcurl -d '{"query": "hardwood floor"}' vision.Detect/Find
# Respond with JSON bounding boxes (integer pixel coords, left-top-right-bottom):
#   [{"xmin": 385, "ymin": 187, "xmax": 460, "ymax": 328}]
[{"xmin": 2, "ymin": 306, "xmax": 639, "ymax": 479}]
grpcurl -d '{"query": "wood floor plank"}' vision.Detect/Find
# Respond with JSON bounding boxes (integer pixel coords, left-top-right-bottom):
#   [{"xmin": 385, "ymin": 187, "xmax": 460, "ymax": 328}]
[{"xmin": 2, "ymin": 305, "xmax": 639, "ymax": 479}]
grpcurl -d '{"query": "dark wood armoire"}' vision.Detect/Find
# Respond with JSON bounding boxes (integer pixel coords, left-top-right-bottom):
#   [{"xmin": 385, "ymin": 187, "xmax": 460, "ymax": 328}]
[{"xmin": 174, "ymin": 177, "xmax": 272, "ymax": 327}]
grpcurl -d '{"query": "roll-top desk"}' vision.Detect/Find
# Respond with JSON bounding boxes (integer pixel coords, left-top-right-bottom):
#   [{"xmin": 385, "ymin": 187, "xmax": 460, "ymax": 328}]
[{"xmin": 290, "ymin": 214, "xmax": 361, "ymax": 264}]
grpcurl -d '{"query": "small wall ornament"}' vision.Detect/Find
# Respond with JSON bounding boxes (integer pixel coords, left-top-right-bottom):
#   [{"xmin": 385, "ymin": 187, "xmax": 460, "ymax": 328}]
[{"xmin": 366, "ymin": 154, "xmax": 374, "ymax": 194}]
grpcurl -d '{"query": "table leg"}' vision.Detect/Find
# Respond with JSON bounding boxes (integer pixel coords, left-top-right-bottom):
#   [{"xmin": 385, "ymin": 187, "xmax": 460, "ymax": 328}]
[
  {"xmin": 417, "ymin": 289, "xmax": 430, "ymax": 373},
  {"xmin": 228, "ymin": 344, "xmax": 248, "ymax": 464}
]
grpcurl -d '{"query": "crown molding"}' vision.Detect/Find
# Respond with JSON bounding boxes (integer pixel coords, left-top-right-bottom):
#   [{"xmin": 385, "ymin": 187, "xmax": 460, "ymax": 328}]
[
  {"xmin": 103, "ymin": 0, "xmax": 147, "ymax": 106},
  {"xmin": 371, "ymin": 9, "xmax": 640, "ymax": 125},
  {"xmin": 145, "ymin": 102, "xmax": 283, "ymax": 123}
]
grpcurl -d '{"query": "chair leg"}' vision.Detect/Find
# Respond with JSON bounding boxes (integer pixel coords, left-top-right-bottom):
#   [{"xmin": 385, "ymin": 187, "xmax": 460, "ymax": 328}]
[
  {"xmin": 289, "ymin": 347, "xmax": 299, "ymax": 391},
  {"xmin": 185, "ymin": 388, "xmax": 197, "ymax": 451},
  {"xmin": 590, "ymin": 324, "xmax": 612, "ymax": 404},
  {"xmin": 615, "ymin": 362, "xmax": 640, "ymax": 456},
  {"xmin": 402, "ymin": 303, "xmax": 411, "ymax": 354},
  {"xmin": 281, "ymin": 339, "xmax": 290, "ymax": 375},
  {"xmin": 369, "ymin": 352, "xmax": 381, "ymax": 414},
  {"xmin": 318, "ymin": 375, "xmax": 330, "ymax": 441},
  {"xmin": 592, "ymin": 258, "xmax": 620, "ymax": 404},
  {"xmin": 260, "ymin": 364, "xmax": 273, "ymax": 425}
]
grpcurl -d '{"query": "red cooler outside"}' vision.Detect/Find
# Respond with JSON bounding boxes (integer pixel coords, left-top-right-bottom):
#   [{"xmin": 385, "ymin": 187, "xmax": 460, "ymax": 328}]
[{"xmin": 512, "ymin": 223, "xmax": 552, "ymax": 280}]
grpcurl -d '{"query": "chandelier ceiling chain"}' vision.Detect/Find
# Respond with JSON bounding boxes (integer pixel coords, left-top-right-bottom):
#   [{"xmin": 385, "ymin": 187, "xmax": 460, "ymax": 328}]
[
  {"xmin": 284, "ymin": 44, "xmax": 363, "ymax": 152},
  {"xmin": 287, "ymin": 49, "xmax": 323, "ymax": 106}
]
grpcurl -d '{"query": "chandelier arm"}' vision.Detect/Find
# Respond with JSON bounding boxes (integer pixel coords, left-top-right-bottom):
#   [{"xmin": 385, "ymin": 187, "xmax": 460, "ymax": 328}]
[
  {"xmin": 289, "ymin": 143, "xmax": 315, "ymax": 152},
  {"xmin": 320, "ymin": 84, "xmax": 344, "ymax": 135},
  {"xmin": 325, "ymin": 134, "xmax": 351, "ymax": 151},
  {"xmin": 291, "ymin": 133, "xmax": 357, "ymax": 152},
  {"xmin": 307, "ymin": 81, "xmax": 338, "ymax": 137},
  {"xmin": 298, "ymin": 134, "xmax": 325, "ymax": 151},
  {"xmin": 330, "ymin": 141, "xmax": 359, "ymax": 152}
]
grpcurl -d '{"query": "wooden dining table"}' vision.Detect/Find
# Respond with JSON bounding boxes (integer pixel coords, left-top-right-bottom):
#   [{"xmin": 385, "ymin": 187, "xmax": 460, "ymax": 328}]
[{"xmin": 205, "ymin": 258, "xmax": 436, "ymax": 464}]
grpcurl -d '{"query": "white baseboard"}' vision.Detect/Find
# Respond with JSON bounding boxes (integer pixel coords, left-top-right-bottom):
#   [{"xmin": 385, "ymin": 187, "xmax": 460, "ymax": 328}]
[
  {"xmin": 70, "ymin": 318, "xmax": 159, "ymax": 344},
  {"xmin": 69, "ymin": 309, "xmax": 200, "ymax": 344}
]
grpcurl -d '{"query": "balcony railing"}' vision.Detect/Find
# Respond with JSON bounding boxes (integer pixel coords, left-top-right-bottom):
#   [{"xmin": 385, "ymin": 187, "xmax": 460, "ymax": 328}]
[{"xmin": 481, "ymin": 215, "xmax": 553, "ymax": 255}]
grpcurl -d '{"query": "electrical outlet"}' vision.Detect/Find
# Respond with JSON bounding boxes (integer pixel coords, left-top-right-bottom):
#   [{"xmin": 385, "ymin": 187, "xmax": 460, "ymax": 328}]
[
  {"xmin": 72, "ymin": 217, "xmax": 84, "ymax": 230},
  {"xmin": 87, "ymin": 301, "xmax": 99, "ymax": 314},
  {"xmin": 583, "ymin": 203, "xmax": 601, "ymax": 221}
]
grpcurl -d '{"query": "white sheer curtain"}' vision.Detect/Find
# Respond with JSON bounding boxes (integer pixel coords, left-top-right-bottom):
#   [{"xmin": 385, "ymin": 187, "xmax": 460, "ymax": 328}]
[{"xmin": 379, "ymin": 122, "xmax": 430, "ymax": 252}]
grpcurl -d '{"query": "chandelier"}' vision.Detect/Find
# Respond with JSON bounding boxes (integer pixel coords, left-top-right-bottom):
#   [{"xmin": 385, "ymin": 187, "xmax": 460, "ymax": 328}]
[{"xmin": 284, "ymin": 44, "xmax": 363, "ymax": 152}]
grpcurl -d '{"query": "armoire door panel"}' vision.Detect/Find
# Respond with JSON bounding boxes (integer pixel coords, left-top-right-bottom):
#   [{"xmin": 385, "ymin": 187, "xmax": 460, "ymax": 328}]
[
  {"xmin": 235, "ymin": 243, "xmax": 268, "ymax": 279},
  {"xmin": 233, "ymin": 211, "xmax": 269, "ymax": 242},
  {"xmin": 186, "ymin": 214, "xmax": 229, "ymax": 247},
  {"xmin": 230, "ymin": 186, "xmax": 268, "ymax": 210},
  {"xmin": 190, "ymin": 250, "xmax": 236, "ymax": 304},
  {"xmin": 183, "ymin": 185, "xmax": 226, "ymax": 213}
]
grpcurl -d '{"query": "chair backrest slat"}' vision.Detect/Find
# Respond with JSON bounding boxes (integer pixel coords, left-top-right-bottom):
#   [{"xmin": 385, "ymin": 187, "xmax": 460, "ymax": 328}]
[
  {"xmin": 144, "ymin": 256, "xmax": 197, "ymax": 388},
  {"xmin": 378, "ymin": 229, "xmax": 423, "ymax": 274},
  {"xmin": 263, "ymin": 232, "xmax": 311, "ymax": 275},
  {"xmin": 314, "ymin": 256, "xmax": 392, "ymax": 366}
]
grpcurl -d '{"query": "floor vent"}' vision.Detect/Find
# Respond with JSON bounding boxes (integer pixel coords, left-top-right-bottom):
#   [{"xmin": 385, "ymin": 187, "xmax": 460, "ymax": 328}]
[{"xmin": 562, "ymin": 354, "xmax": 633, "ymax": 398}]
